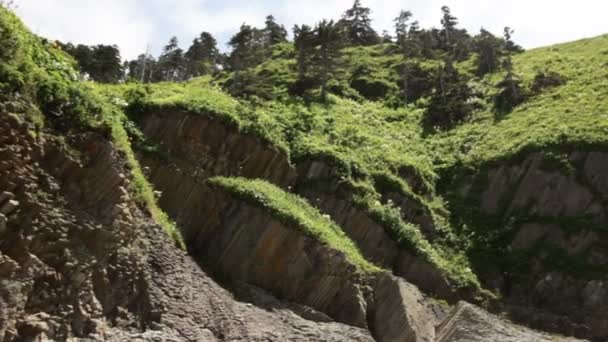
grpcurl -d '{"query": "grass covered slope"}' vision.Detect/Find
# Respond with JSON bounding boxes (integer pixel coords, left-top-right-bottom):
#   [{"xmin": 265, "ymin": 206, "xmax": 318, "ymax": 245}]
[
  {"xmin": 431, "ymin": 34, "xmax": 608, "ymax": 169},
  {"xmin": 0, "ymin": 6, "xmax": 183, "ymax": 246}
]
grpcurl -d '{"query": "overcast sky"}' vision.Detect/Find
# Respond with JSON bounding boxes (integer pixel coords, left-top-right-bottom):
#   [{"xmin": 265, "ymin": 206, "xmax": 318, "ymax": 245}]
[{"xmin": 12, "ymin": 0, "xmax": 608, "ymax": 60}]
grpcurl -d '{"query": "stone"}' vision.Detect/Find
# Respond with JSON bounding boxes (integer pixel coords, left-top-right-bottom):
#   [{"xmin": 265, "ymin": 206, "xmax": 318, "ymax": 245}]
[
  {"xmin": 0, "ymin": 191, "xmax": 15, "ymax": 205},
  {"xmin": 436, "ymin": 302, "xmax": 579, "ymax": 342},
  {"xmin": 372, "ymin": 274, "xmax": 436, "ymax": 342},
  {"xmin": 0, "ymin": 199, "xmax": 18, "ymax": 215}
]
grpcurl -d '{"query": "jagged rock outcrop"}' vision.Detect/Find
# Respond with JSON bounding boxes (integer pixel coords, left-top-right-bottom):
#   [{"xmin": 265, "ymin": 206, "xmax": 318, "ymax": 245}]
[{"xmin": 455, "ymin": 151, "xmax": 608, "ymax": 340}]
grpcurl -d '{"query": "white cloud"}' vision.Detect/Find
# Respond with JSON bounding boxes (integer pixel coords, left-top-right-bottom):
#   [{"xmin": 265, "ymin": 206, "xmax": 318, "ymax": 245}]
[
  {"xmin": 15, "ymin": 0, "xmax": 153, "ymax": 59},
  {"xmin": 12, "ymin": 0, "xmax": 608, "ymax": 60}
]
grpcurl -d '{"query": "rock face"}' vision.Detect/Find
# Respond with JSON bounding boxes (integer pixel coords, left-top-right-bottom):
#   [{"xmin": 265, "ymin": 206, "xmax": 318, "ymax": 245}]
[
  {"xmin": 0, "ymin": 111, "xmax": 377, "ymax": 341},
  {"xmin": 296, "ymin": 180, "xmax": 464, "ymax": 302},
  {"xmin": 183, "ymin": 180, "xmax": 445, "ymax": 341},
  {"xmin": 139, "ymin": 111, "xmax": 296, "ymax": 187},
  {"xmin": 456, "ymin": 151, "xmax": 608, "ymax": 340},
  {"xmin": 136, "ymin": 110, "xmax": 595, "ymax": 341}
]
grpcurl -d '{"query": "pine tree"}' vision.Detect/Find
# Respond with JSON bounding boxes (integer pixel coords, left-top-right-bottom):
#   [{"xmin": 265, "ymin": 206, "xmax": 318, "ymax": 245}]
[
  {"xmin": 440, "ymin": 6, "xmax": 458, "ymax": 47},
  {"xmin": 293, "ymin": 25, "xmax": 315, "ymax": 79},
  {"xmin": 503, "ymin": 26, "xmax": 524, "ymax": 53},
  {"xmin": 264, "ymin": 15, "xmax": 288, "ymax": 45},
  {"xmin": 290, "ymin": 25, "xmax": 317, "ymax": 97},
  {"xmin": 227, "ymin": 24, "xmax": 266, "ymax": 96},
  {"xmin": 90, "ymin": 45, "xmax": 123, "ymax": 83},
  {"xmin": 59, "ymin": 43, "xmax": 123, "ymax": 83},
  {"xmin": 157, "ymin": 37, "xmax": 185, "ymax": 81},
  {"xmin": 425, "ymin": 57, "xmax": 473, "ymax": 129},
  {"xmin": 413, "ymin": 27, "xmax": 437, "ymax": 58},
  {"xmin": 394, "ymin": 10, "xmax": 413, "ymax": 48},
  {"xmin": 339, "ymin": 0, "xmax": 379, "ymax": 46},
  {"xmin": 494, "ymin": 27, "xmax": 525, "ymax": 112},
  {"xmin": 394, "ymin": 10, "xmax": 419, "ymax": 103},
  {"xmin": 474, "ymin": 28, "xmax": 501, "ymax": 76},
  {"xmin": 312, "ymin": 20, "xmax": 344, "ymax": 102},
  {"xmin": 184, "ymin": 31, "xmax": 219, "ymax": 78}
]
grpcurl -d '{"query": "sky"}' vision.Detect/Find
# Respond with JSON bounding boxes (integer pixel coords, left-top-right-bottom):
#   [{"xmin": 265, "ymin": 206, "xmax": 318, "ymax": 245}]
[{"xmin": 12, "ymin": 0, "xmax": 608, "ymax": 60}]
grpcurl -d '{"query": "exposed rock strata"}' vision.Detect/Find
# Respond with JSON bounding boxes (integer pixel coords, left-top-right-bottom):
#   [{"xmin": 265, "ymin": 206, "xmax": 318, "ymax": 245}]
[
  {"xmin": 139, "ymin": 111, "xmax": 296, "ymax": 187},
  {"xmin": 457, "ymin": 151, "xmax": 608, "ymax": 340},
  {"xmin": 0, "ymin": 112, "xmax": 376, "ymax": 341},
  {"xmin": 183, "ymin": 180, "xmax": 443, "ymax": 341}
]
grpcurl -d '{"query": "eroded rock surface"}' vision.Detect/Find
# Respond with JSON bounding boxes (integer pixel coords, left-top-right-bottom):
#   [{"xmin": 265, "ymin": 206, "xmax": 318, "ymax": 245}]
[
  {"xmin": 456, "ymin": 151, "xmax": 608, "ymax": 340},
  {"xmin": 0, "ymin": 112, "xmax": 374, "ymax": 341}
]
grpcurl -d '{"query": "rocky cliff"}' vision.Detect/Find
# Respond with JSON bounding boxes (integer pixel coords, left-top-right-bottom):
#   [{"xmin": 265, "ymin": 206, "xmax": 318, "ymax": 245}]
[
  {"xmin": 447, "ymin": 151, "xmax": 608, "ymax": 340},
  {"xmin": 0, "ymin": 111, "xmax": 376, "ymax": 341},
  {"xmin": 2, "ymin": 108, "xmax": 577, "ymax": 341}
]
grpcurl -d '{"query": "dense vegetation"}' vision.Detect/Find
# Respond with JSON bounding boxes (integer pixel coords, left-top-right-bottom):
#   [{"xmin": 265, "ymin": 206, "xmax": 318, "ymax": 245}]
[{"xmin": 3, "ymin": 0, "xmax": 608, "ymax": 299}]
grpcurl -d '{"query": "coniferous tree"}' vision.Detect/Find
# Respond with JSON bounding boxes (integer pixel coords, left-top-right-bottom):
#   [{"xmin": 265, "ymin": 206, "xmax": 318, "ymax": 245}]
[
  {"xmin": 440, "ymin": 6, "xmax": 458, "ymax": 48},
  {"xmin": 394, "ymin": 10, "xmax": 419, "ymax": 103},
  {"xmin": 293, "ymin": 24, "xmax": 315, "ymax": 79},
  {"xmin": 127, "ymin": 53, "xmax": 161, "ymax": 83},
  {"xmin": 264, "ymin": 15, "xmax": 288, "ymax": 45},
  {"xmin": 412, "ymin": 26, "xmax": 437, "ymax": 58},
  {"xmin": 184, "ymin": 31, "xmax": 219, "ymax": 78},
  {"xmin": 425, "ymin": 57, "xmax": 473, "ymax": 129},
  {"xmin": 156, "ymin": 37, "xmax": 185, "ymax": 81},
  {"xmin": 474, "ymin": 28, "xmax": 502, "ymax": 76},
  {"xmin": 90, "ymin": 45, "xmax": 123, "ymax": 83},
  {"xmin": 59, "ymin": 43, "xmax": 123, "ymax": 83},
  {"xmin": 438, "ymin": 5, "xmax": 473, "ymax": 61},
  {"xmin": 311, "ymin": 20, "xmax": 344, "ymax": 102},
  {"xmin": 503, "ymin": 26, "xmax": 524, "ymax": 53},
  {"xmin": 494, "ymin": 27, "xmax": 525, "ymax": 112},
  {"xmin": 339, "ymin": 0, "xmax": 379, "ymax": 46},
  {"xmin": 227, "ymin": 24, "xmax": 266, "ymax": 96}
]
